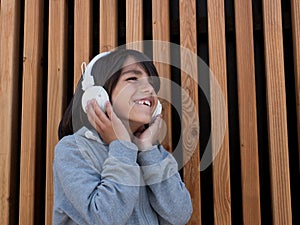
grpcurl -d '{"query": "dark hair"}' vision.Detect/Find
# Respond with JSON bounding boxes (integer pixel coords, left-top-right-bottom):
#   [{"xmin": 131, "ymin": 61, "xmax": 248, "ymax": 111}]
[{"xmin": 58, "ymin": 49, "xmax": 160, "ymax": 139}]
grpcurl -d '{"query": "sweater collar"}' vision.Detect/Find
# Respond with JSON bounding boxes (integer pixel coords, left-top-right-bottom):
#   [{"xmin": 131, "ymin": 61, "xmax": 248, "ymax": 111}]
[{"xmin": 77, "ymin": 126, "xmax": 107, "ymax": 145}]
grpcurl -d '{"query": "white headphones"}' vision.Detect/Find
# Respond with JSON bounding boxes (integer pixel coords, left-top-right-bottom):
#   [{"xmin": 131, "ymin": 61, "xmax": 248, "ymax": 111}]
[
  {"xmin": 81, "ymin": 51, "xmax": 162, "ymax": 122},
  {"xmin": 81, "ymin": 52, "xmax": 111, "ymax": 113}
]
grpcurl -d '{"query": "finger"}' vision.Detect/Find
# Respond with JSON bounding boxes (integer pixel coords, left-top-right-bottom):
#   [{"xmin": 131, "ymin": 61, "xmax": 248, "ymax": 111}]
[
  {"xmin": 86, "ymin": 100, "xmax": 110, "ymax": 131},
  {"xmin": 148, "ymin": 115, "xmax": 163, "ymax": 140},
  {"xmin": 92, "ymin": 100, "xmax": 110, "ymax": 124},
  {"xmin": 86, "ymin": 101, "xmax": 98, "ymax": 128},
  {"xmin": 106, "ymin": 102, "xmax": 126, "ymax": 131},
  {"xmin": 157, "ymin": 114, "xmax": 163, "ymax": 129},
  {"xmin": 149, "ymin": 114, "xmax": 162, "ymax": 131},
  {"xmin": 105, "ymin": 101, "xmax": 113, "ymax": 119},
  {"xmin": 156, "ymin": 115, "xmax": 167, "ymax": 143}
]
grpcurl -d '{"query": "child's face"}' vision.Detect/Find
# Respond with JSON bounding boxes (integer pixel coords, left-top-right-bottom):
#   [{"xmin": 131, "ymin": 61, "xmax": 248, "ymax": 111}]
[{"xmin": 111, "ymin": 56, "xmax": 158, "ymax": 132}]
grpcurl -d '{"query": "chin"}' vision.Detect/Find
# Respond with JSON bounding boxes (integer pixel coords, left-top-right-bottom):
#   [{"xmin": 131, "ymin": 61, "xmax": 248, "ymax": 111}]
[
  {"xmin": 128, "ymin": 117, "xmax": 151, "ymax": 132},
  {"xmin": 138, "ymin": 117, "xmax": 152, "ymax": 125},
  {"xmin": 131, "ymin": 113, "xmax": 152, "ymax": 123}
]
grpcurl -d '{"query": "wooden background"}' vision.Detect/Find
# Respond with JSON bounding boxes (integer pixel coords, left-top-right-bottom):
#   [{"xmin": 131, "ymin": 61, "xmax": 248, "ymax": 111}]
[{"xmin": 0, "ymin": 0, "xmax": 299, "ymax": 225}]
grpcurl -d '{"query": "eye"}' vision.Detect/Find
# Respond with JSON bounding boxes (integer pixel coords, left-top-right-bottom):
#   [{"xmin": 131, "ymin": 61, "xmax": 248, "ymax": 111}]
[{"xmin": 126, "ymin": 76, "xmax": 138, "ymax": 81}]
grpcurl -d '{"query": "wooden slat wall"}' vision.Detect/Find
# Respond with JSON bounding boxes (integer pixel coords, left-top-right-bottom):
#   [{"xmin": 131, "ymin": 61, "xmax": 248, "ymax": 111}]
[
  {"xmin": 126, "ymin": 0, "xmax": 143, "ymax": 51},
  {"xmin": 19, "ymin": 0, "xmax": 44, "ymax": 224},
  {"xmin": 207, "ymin": 0, "xmax": 231, "ymax": 225},
  {"xmin": 45, "ymin": 0, "xmax": 68, "ymax": 224},
  {"xmin": 0, "ymin": 1, "xmax": 299, "ymax": 225},
  {"xmin": 262, "ymin": 0, "xmax": 293, "ymax": 224},
  {"xmin": 179, "ymin": 1, "xmax": 201, "ymax": 224},
  {"xmin": 74, "ymin": 0, "xmax": 92, "ymax": 90},
  {"xmin": 291, "ymin": 0, "xmax": 300, "ymax": 167},
  {"xmin": 100, "ymin": 0, "xmax": 118, "ymax": 51},
  {"xmin": 234, "ymin": 0, "xmax": 261, "ymax": 224},
  {"xmin": 0, "ymin": 1, "xmax": 20, "ymax": 225},
  {"xmin": 152, "ymin": 0, "xmax": 172, "ymax": 151}
]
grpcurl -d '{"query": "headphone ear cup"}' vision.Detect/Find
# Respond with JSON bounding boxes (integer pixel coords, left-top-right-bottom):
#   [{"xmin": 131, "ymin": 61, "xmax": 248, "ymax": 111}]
[
  {"xmin": 82, "ymin": 86, "xmax": 109, "ymax": 113},
  {"xmin": 151, "ymin": 99, "xmax": 162, "ymax": 123}
]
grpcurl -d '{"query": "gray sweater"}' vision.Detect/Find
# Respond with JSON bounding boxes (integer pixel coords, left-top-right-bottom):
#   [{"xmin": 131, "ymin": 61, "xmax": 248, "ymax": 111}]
[{"xmin": 53, "ymin": 127, "xmax": 192, "ymax": 225}]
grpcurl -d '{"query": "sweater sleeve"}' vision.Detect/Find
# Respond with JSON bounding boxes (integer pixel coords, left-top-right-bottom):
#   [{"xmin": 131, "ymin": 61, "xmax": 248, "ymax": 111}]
[
  {"xmin": 53, "ymin": 136, "xmax": 141, "ymax": 225},
  {"xmin": 137, "ymin": 145, "xmax": 193, "ymax": 225}
]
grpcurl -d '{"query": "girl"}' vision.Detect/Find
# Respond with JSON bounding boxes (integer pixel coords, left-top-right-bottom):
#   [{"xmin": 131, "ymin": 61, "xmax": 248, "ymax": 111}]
[{"xmin": 53, "ymin": 49, "xmax": 192, "ymax": 225}]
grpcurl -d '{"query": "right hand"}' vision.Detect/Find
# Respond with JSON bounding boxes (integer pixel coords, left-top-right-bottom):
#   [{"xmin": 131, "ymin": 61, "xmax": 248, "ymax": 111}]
[
  {"xmin": 86, "ymin": 100, "xmax": 131, "ymax": 144},
  {"xmin": 132, "ymin": 115, "xmax": 163, "ymax": 151}
]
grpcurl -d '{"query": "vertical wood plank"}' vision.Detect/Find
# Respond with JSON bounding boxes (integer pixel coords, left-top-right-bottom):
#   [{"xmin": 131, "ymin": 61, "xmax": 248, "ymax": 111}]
[
  {"xmin": 152, "ymin": 0, "xmax": 172, "ymax": 152},
  {"xmin": 19, "ymin": 0, "xmax": 44, "ymax": 224},
  {"xmin": 74, "ymin": 0, "xmax": 92, "ymax": 90},
  {"xmin": 234, "ymin": 0, "xmax": 261, "ymax": 224},
  {"xmin": 0, "ymin": 1, "xmax": 20, "ymax": 225},
  {"xmin": 179, "ymin": 0, "xmax": 201, "ymax": 224},
  {"xmin": 45, "ymin": 1, "xmax": 68, "ymax": 224},
  {"xmin": 100, "ymin": 0, "xmax": 118, "ymax": 52},
  {"xmin": 291, "ymin": 0, "xmax": 300, "ymax": 167},
  {"xmin": 207, "ymin": 0, "xmax": 232, "ymax": 224},
  {"xmin": 126, "ymin": 0, "xmax": 143, "ymax": 51},
  {"xmin": 262, "ymin": 1, "xmax": 293, "ymax": 225}
]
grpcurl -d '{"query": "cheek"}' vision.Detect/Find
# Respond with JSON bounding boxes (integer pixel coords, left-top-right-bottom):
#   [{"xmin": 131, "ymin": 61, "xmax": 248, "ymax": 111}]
[
  {"xmin": 111, "ymin": 97, "xmax": 132, "ymax": 119},
  {"xmin": 111, "ymin": 84, "xmax": 142, "ymax": 119},
  {"xmin": 112, "ymin": 100, "xmax": 126, "ymax": 115}
]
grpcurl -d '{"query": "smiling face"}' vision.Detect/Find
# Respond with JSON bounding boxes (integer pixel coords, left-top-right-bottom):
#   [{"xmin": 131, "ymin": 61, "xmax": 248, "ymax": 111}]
[{"xmin": 111, "ymin": 56, "xmax": 158, "ymax": 132}]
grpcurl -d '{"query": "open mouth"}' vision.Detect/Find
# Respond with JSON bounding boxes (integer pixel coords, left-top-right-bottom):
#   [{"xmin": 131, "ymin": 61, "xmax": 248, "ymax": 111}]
[{"xmin": 134, "ymin": 98, "xmax": 153, "ymax": 107}]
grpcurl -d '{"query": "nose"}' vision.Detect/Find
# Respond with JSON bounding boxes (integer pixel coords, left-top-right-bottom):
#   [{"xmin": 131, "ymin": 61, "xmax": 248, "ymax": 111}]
[{"xmin": 139, "ymin": 78, "xmax": 154, "ymax": 94}]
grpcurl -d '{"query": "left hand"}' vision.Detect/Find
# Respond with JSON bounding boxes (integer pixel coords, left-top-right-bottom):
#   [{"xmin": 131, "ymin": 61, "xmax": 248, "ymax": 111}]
[{"xmin": 132, "ymin": 115, "xmax": 163, "ymax": 151}]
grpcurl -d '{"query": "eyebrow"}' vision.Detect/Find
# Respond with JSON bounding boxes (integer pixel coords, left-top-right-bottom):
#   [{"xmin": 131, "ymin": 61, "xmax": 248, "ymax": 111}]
[{"xmin": 121, "ymin": 69, "xmax": 143, "ymax": 76}]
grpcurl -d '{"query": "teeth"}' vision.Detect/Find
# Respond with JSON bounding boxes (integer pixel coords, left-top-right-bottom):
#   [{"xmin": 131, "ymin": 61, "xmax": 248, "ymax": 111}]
[
  {"xmin": 137, "ymin": 100, "xmax": 151, "ymax": 106},
  {"xmin": 144, "ymin": 100, "xmax": 150, "ymax": 106}
]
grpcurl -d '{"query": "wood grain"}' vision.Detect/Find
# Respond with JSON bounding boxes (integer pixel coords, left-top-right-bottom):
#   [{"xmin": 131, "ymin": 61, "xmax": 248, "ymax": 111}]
[
  {"xmin": 291, "ymin": 0, "xmax": 300, "ymax": 170},
  {"xmin": 179, "ymin": 0, "xmax": 201, "ymax": 224},
  {"xmin": 262, "ymin": 0, "xmax": 292, "ymax": 224},
  {"xmin": 74, "ymin": 0, "xmax": 92, "ymax": 91},
  {"xmin": 100, "ymin": 0, "xmax": 118, "ymax": 52},
  {"xmin": 152, "ymin": 0, "xmax": 172, "ymax": 152},
  {"xmin": 1, "ymin": 2, "xmax": 298, "ymax": 225},
  {"xmin": 45, "ymin": 1, "xmax": 68, "ymax": 224},
  {"xmin": 126, "ymin": 0, "xmax": 143, "ymax": 51},
  {"xmin": 19, "ymin": 0, "xmax": 44, "ymax": 224},
  {"xmin": 0, "ymin": 1, "xmax": 20, "ymax": 225},
  {"xmin": 207, "ymin": 0, "xmax": 232, "ymax": 224},
  {"xmin": 234, "ymin": 0, "xmax": 261, "ymax": 224}
]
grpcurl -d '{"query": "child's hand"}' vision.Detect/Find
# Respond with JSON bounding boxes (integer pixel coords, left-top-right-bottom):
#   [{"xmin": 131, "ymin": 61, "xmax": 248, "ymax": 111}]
[
  {"xmin": 86, "ymin": 100, "xmax": 131, "ymax": 144},
  {"xmin": 132, "ymin": 115, "xmax": 164, "ymax": 151}
]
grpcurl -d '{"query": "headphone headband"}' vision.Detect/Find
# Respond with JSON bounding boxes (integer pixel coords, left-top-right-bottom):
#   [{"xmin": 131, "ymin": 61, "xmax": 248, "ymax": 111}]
[{"xmin": 81, "ymin": 51, "xmax": 111, "ymax": 91}]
